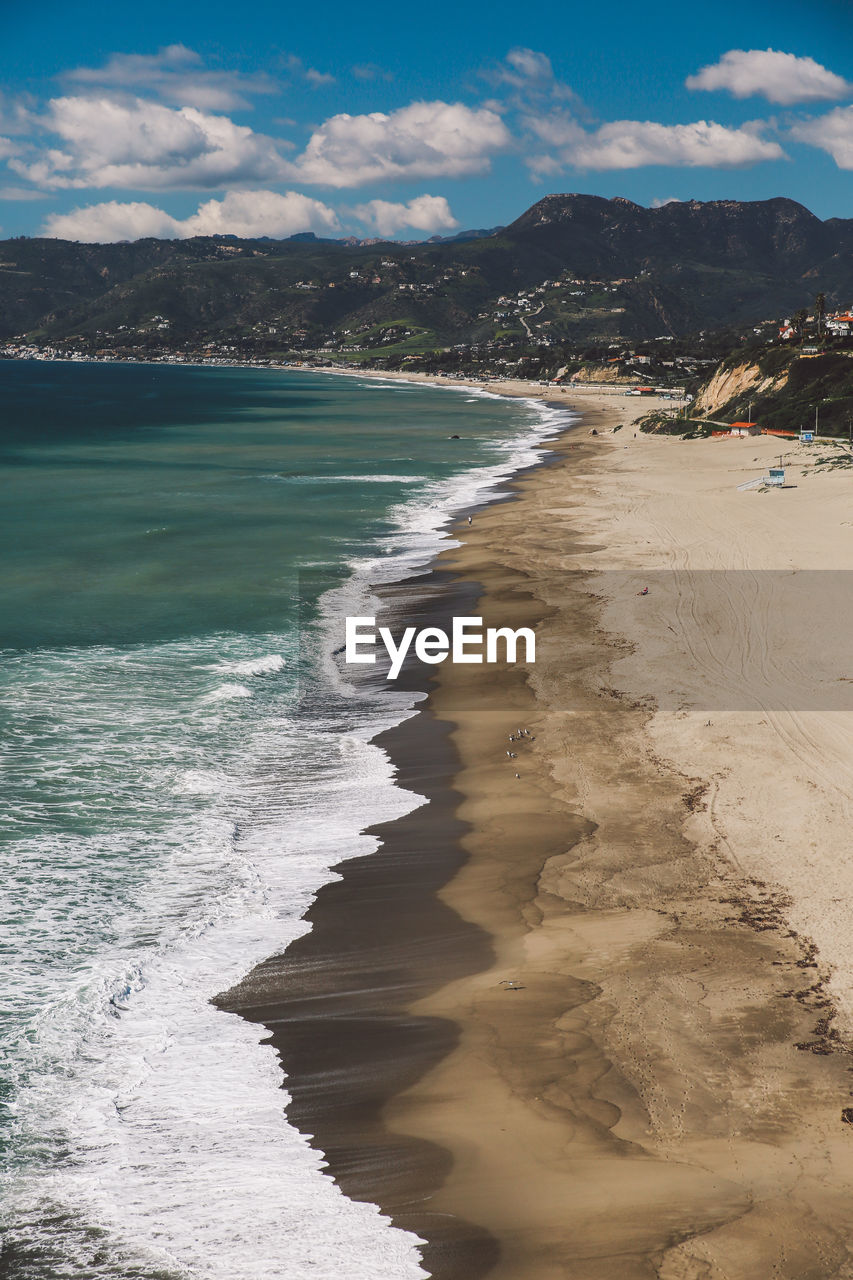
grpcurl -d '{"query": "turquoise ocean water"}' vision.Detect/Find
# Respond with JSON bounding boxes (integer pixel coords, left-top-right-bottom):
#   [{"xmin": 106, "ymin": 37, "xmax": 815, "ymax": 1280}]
[{"xmin": 0, "ymin": 361, "xmax": 570, "ymax": 1279}]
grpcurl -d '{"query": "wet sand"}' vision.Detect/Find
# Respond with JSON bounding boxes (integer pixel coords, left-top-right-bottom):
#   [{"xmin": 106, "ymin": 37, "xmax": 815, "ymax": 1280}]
[
  {"xmin": 217, "ymin": 571, "xmax": 502, "ymax": 1277},
  {"xmin": 222, "ymin": 393, "xmax": 853, "ymax": 1279}
]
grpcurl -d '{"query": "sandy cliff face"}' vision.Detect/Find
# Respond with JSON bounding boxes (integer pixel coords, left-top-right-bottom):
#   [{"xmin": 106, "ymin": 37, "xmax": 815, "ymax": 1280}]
[
  {"xmin": 693, "ymin": 360, "xmax": 788, "ymax": 416},
  {"xmin": 570, "ymin": 367, "xmax": 636, "ymax": 385}
]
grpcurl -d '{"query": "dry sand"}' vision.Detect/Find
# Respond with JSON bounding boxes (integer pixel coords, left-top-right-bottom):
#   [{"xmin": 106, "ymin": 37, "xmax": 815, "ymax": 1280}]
[
  {"xmin": 382, "ymin": 399, "xmax": 853, "ymax": 1278},
  {"xmin": 577, "ymin": 428, "xmax": 853, "ymax": 1030}
]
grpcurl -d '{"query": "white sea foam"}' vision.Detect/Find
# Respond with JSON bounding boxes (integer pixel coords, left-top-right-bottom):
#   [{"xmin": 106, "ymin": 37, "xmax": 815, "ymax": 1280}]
[
  {"xmin": 212, "ymin": 653, "xmax": 285, "ymax": 677},
  {"xmin": 1, "ymin": 635, "xmax": 428, "ymax": 1279},
  {"xmin": 173, "ymin": 768, "xmax": 228, "ymax": 795},
  {"xmin": 340, "ymin": 394, "xmax": 572, "ymax": 586},
  {"xmin": 203, "ymin": 682, "xmax": 253, "ymax": 701},
  {"xmin": 320, "ymin": 393, "xmax": 573, "ymax": 710}
]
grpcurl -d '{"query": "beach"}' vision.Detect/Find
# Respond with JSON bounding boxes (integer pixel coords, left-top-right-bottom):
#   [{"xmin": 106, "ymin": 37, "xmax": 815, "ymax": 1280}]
[
  {"xmin": 226, "ymin": 390, "xmax": 853, "ymax": 1279},
  {"xmin": 337, "ymin": 365, "xmax": 669, "ymax": 409}
]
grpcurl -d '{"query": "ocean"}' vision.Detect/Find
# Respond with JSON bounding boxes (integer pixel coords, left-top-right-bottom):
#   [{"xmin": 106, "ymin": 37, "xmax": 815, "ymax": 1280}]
[{"xmin": 0, "ymin": 360, "xmax": 569, "ymax": 1279}]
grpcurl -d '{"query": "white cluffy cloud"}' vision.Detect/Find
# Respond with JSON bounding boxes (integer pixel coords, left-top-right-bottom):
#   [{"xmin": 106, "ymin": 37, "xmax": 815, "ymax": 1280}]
[
  {"xmin": 8, "ymin": 95, "xmax": 509, "ymax": 193},
  {"xmin": 40, "ymin": 189, "xmax": 340, "ymax": 242},
  {"xmin": 687, "ymin": 48, "xmax": 851, "ymax": 105},
  {"xmin": 11, "ymin": 96, "xmax": 291, "ymax": 191},
  {"xmin": 526, "ymin": 115, "xmax": 784, "ymax": 173},
  {"xmin": 791, "ymin": 106, "xmax": 853, "ymax": 168},
  {"xmin": 292, "ymin": 101, "xmax": 511, "ymax": 186},
  {"xmin": 64, "ymin": 44, "xmax": 277, "ymax": 112},
  {"xmin": 353, "ymin": 194, "xmax": 459, "ymax": 236}
]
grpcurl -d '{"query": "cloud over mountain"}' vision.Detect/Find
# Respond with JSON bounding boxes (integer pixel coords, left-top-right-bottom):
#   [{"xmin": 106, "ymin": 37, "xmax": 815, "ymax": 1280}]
[
  {"xmin": 10, "ymin": 96, "xmax": 291, "ymax": 190},
  {"xmin": 526, "ymin": 116, "xmax": 784, "ymax": 173},
  {"xmin": 8, "ymin": 95, "xmax": 509, "ymax": 194},
  {"xmin": 1, "ymin": 36, "xmax": 849, "ymax": 239},
  {"xmin": 790, "ymin": 106, "xmax": 853, "ymax": 169},
  {"xmin": 687, "ymin": 48, "xmax": 851, "ymax": 105},
  {"xmin": 290, "ymin": 101, "xmax": 511, "ymax": 186},
  {"xmin": 352, "ymin": 194, "xmax": 458, "ymax": 235},
  {"xmin": 41, "ymin": 189, "xmax": 340, "ymax": 241}
]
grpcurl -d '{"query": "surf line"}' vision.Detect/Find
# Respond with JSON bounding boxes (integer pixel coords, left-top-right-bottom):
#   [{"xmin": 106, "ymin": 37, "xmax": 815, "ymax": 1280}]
[{"xmin": 345, "ymin": 615, "xmax": 535, "ymax": 680}]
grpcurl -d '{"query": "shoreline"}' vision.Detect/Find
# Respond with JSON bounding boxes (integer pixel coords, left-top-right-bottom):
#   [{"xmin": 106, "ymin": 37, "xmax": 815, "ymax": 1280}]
[
  {"xmin": 1, "ymin": 349, "xmax": 683, "ymax": 415},
  {"xmin": 212, "ymin": 387, "xmax": 677, "ymax": 1277},
  {"xmin": 228, "ymin": 383, "xmax": 853, "ymax": 1278},
  {"xmin": 213, "ymin": 397, "xmax": 623, "ymax": 1276},
  {"xmin": 217, "ymin": 568, "xmax": 503, "ymax": 1278}
]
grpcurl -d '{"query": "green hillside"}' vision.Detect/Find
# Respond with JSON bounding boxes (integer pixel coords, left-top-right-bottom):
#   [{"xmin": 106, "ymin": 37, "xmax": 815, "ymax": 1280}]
[{"xmin": 2, "ymin": 195, "xmax": 853, "ymax": 364}]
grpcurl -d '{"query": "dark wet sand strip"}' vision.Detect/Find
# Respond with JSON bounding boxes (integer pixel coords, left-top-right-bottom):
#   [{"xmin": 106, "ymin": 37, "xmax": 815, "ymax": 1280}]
[{"xmin": 216, "ymin": 573, "xmax": 502, "ymax": 1278}]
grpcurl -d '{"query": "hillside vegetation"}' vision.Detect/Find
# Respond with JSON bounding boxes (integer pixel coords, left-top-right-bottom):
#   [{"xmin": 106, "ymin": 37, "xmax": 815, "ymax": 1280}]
[
  {"xmin": 692, "ymin": 349, "xmax": 853, "ymax": 436},
  {"xmin": 2, "ymin": 194, "xmax": 853, "ymax": 360}
]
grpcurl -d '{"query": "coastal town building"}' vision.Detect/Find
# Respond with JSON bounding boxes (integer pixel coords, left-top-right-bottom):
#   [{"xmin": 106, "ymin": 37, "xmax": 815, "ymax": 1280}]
[
  {"xmin": 826, "ymin": 312, "xmax": 853, "ymax": 335},
  {"xmin": 730, "ymin": 422, "xmax": 762, "ymax": 437}
]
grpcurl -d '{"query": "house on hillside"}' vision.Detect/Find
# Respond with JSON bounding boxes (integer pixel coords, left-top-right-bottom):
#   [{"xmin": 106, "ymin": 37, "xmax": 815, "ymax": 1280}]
[{"xmin": 826, "ymin": 312, "xmax": 853, "ymax": 335}]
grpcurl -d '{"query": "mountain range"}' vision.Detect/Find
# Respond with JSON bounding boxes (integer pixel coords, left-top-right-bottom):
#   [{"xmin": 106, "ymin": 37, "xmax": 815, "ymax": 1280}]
[{"xmin": 1, "ymin": 195, "xmax": 850, "ymax": 354}]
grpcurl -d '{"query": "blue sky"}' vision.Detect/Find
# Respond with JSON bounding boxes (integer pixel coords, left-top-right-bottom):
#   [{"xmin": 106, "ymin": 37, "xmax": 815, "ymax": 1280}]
[{"xmin": 1, "ymin": 0, "xmax": 851, "ymax": 241}]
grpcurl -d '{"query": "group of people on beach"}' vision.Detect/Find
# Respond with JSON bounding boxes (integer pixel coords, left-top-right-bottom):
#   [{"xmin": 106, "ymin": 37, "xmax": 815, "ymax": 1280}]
[{"xmin": 506, "ymin": 728, "xmax": 534, "ymax": 776}]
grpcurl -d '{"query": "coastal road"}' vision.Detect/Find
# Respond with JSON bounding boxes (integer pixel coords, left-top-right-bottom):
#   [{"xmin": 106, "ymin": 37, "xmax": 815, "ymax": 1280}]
[{"xmin": 520, "ymin": 302, "xmax": 545, "ymax": 342}]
